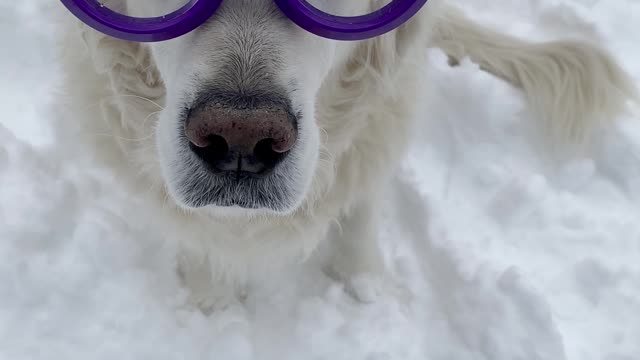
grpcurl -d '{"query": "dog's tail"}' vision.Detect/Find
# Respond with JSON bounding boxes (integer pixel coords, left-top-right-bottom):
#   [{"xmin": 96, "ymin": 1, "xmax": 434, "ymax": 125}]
[{"xmin": 429, "ymin": 5, "xmax": 638, "ymax": 150}]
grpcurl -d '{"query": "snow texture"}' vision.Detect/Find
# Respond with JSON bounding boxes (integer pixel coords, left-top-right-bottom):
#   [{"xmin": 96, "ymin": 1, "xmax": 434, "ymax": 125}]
[{"xmin": 1, "ymin": 0, "xmax": 639, "ymax": 359}]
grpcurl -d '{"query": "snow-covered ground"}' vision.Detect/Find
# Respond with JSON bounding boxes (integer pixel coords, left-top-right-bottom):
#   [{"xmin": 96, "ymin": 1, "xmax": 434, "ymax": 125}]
[{"xmin": 1, "ymin": 0, "xmax": 639, "ymax": 359}]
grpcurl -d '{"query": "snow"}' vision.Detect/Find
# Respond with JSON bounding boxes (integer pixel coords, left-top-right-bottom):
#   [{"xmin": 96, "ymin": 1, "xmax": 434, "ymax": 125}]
[{"xmin": 1, "ymin": 0, "xmax": 639, "ymax": 359}]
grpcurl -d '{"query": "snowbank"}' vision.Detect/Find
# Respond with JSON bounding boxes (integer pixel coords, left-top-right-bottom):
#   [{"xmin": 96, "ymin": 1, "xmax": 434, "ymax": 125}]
[{"xmin": 1, "ymin": 0, "xmax": 639, "ymax": 359}]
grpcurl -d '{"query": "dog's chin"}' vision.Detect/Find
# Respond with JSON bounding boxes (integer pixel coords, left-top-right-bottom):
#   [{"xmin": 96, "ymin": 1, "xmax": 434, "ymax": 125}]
[
  {"xmin": 163, "ymin": 168, "xmax": 309, "ymax": 220},
  {"xmin": 187, "ymin": 204, "xmax": 296, "ymax": 220},
  {"xmin": 168, "ymin": 191, "xmax": 304, "ymax": 220}
]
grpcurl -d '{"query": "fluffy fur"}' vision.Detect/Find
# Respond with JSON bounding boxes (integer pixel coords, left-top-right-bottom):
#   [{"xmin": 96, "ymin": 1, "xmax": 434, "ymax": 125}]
[{"xmin": 53, "ymin": 0, "xmax": 637, "ymax": 311}]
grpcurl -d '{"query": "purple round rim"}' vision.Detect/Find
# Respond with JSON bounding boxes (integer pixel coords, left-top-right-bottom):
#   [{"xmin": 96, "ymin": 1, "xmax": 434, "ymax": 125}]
[
  {"xmin": 59, "ymin": 0, "xmax": 428, "ymax": 42},
  {"xmin": 59, "ymin": 0, "xmax": 223, "ymax": 42},
  {"xmin": 273, "ymin": 0, "xmax": 429, "ymax": 41}
]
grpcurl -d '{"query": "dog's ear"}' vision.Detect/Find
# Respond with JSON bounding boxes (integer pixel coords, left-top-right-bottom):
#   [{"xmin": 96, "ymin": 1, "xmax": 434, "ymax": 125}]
[
  {"xmin": 72, "ymin": 0, "xmax": 142, "ymax": 72},
  {"xmin": 72, "ymin": 21, "xmax": 166, "ymax": 158},
  {"xmin": 390, "ymin": 0, "xmax": 436, "ymax": 60},
  {"xmin": 348, "ymin": 0, "xmax": 438, "ymax": 78},
  {"xmin": 78, "ymin": 23, "xmax": 163, "ymax": 89},
  {"xmin": 75, "ymin": 21, "xmax": 166, "ymax": 138}
]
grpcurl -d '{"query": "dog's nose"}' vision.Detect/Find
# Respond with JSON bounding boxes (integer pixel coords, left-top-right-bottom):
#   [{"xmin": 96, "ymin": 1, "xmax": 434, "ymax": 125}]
[{"xmin": 185, "ymin": 102, "xmax": 297, "ymax": 175}]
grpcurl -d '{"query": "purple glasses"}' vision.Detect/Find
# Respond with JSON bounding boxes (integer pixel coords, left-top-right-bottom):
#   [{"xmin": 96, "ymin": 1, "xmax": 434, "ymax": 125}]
[{"xmin": 59, "ymin": 0, "xmax": 429, "ymax": 42}]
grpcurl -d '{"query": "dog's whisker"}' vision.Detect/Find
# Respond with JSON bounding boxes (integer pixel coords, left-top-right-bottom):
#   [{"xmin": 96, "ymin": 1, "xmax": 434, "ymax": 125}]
[
  {"xmin": 75, "ymin": 94, "xmax": 165, "ymax": 114},
  {"xmin": 142, "ymin": 110, "xmax": 163, "ymax": 128},
  {"xmin": 90, "ymin": 132, "xmax": 155, "ymax": 143},
  {"xmin": 108, "ymin": 94, "xmax": 166, "ymax": 110}
]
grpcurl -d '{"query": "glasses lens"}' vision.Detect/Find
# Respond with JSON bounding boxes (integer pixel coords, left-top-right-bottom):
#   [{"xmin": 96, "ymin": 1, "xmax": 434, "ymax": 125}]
[
  {"xmin": 98, "ymin": 0, "xmax": 192, "ymax": 18},
  {"xmin": 306, "ymin": 0, "xmax": 392, "ymax": 17}
]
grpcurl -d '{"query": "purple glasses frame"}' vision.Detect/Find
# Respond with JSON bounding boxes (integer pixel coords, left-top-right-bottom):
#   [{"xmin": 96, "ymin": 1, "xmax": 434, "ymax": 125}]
[{"xmin": 59, "ymin": 0, "xmax": 429, "ymax": 42}]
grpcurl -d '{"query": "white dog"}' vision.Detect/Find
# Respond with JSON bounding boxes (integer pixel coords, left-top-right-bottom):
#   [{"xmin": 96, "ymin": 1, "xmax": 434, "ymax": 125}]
[{"xmin": 54, "ymin": 0, "xmax": 637, "ymax": 312}]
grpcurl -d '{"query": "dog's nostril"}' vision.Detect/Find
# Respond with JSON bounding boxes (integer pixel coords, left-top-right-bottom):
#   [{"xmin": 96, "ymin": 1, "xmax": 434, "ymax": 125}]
[
  {"xmin": 254, "ymin": 138, "xmax": 287, "ymax": 168},
  {"xmin": 189, "ymin": 135, "xmax": 229, "ymax": 164}
]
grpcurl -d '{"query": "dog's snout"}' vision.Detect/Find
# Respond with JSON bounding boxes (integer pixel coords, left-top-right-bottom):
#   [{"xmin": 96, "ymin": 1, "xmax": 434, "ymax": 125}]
[{"xmin": 185, "ymin": 101, "xmax": 298, "ymax": 175}]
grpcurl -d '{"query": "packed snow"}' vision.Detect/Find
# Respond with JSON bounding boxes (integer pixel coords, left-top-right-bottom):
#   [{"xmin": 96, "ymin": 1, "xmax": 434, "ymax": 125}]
[{"xmin": 1, "ymin": 0, "xmax": 639, "ymax": 359}]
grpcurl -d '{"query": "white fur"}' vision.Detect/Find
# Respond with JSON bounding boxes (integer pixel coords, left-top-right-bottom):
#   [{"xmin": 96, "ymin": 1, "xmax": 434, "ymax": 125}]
[{"xmin": 53, "ymin": 0, "xmax": 637, "ymax": 310}]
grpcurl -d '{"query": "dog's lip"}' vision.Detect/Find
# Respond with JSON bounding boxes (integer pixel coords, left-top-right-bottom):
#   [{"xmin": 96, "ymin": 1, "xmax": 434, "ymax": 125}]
[
  {"xmin": 188, "ymin": 190, "xmax": 267, "ymax": 210},
  {"xmin": 175, "ymin": 163, "xmax": 288, "ymax": 210},
  {"xmin": 217, "ymin": 168, "xmax": 275, "ymax": 180}
]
